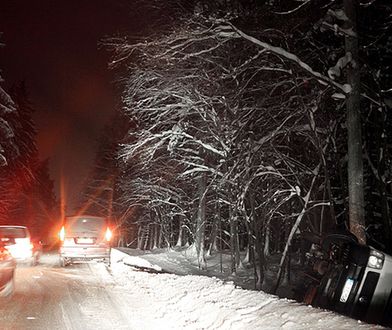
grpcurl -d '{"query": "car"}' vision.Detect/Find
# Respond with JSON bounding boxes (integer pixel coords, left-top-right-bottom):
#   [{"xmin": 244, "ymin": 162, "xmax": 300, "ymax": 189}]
[
  {"xmin": 0, "ymin": 225, "xmax": 37, "ymax": 265},
  {"xmin": 309, "ymin": 233, "xmax": 392, "ymax": 327},
  {"xmin": 58, "ymin": 215, "xmax": 112, "ymax": 266},
  {"xmin": 0, "ymin": 242, "xmax": 16, "ymax": 297}
]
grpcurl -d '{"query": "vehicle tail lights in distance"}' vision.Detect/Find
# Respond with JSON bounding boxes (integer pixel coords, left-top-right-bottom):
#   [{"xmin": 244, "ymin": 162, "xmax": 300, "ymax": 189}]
[
  {"xmin": 0, "ymin": 246, "xmax": 12, "ymax": 261},
  {"xmin": 105, "ymin": 227, "xmax": 112, "ymax": 242},
  {"xmin": 59, "ymin": 226, "xmax": 65, "ymax": 241},
  {"xmin": 6, "ymin": 238, "xmax": 33, "ymax": 259}
]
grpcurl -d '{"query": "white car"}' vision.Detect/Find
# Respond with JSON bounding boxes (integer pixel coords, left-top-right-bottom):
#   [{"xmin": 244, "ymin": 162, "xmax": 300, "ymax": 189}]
[
  {"xmin": 0, "ymin": 243, "xmax": 16, "ymax": 297},
  {"xmin": 59, "ymin": 215, "xmax": 112, "ymax": 266},
  {"xmin": 0, "ymin": 225, "xmax": 37, "ymax": 265}
]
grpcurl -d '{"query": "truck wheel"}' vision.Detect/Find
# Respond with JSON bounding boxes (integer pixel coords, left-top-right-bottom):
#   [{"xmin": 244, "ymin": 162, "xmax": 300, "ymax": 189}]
[{"xmin": 321, "ymin": 232, "xmax": 359, "ymax": 252}]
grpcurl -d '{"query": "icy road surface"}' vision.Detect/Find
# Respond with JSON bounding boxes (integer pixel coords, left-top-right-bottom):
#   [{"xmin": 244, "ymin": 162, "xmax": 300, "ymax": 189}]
[
  {"xmin": 0, "ymin": 250, "xmax": 384, "ymax": 330},
  {"xmin": 0, "ymin": 253, "xmax": 130, "ymax": 329}
]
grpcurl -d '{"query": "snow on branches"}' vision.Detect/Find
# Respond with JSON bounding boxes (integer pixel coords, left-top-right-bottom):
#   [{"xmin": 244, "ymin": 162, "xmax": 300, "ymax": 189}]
[
  {"xmin": 111, "ymin": 9, "xmax": 342, "ymax": 276},
  {"xmin": 0, "ymin": 85, "xmax": 17, "ymax": 166}
]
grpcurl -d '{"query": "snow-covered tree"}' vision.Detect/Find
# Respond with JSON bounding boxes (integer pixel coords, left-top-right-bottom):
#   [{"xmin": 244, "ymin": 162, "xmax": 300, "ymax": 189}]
[
  {"xmin": 109, "ymin": 4, "xmax": 335, "ymax": 276},
  {"xmin": 0, "ymin": 78, "xmax": 57, "ymax": 240},
  {"xmin": 0, "ymin": 63, "xmax": 19, "ymax": 216},
  {"xmin": 107, "ymin": 0, "xmax": 392, "ymax": 295},
  {"xmin": 78, "ymin": 111, "xmax": 132, "ymax": 246},
  {"xmin": 0, "ymin": 52, "xmax": 17, "ymax": 168}
]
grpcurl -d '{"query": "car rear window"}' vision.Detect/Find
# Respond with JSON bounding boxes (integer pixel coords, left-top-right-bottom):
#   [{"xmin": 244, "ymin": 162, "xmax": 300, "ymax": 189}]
[
  {"xmin": 65, "ymin": 217, "xmax": 106, "ymax": 234},
  {"xmin": 0, "ymin": 227, "xmax": 27, "ymax": 238}
]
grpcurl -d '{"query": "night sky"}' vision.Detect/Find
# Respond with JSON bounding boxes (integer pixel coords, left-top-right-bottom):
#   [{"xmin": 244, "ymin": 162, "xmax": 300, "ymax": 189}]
[{"xmin": 0, "ymin": 1, "xmax": 139, "ymax": 211}]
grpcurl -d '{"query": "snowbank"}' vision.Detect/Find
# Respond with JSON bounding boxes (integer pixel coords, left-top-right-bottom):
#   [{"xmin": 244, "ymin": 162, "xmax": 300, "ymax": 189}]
[
  {"xmin": 111, "ymin": 249, "xmax": 163, "ymax": 272},
  {"xmin": 106, "ymin": 248, "xmax": 383, "ymax": 329}
]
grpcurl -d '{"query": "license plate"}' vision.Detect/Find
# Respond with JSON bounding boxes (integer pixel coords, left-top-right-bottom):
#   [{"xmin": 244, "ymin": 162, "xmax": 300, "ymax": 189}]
[
  {"xmin": 77, "ymin": 238, "xmax": 93, "ymax": 244},
  {"xmin": 340, "ymin": 278, "xmax": 354, "ymax": 303}
]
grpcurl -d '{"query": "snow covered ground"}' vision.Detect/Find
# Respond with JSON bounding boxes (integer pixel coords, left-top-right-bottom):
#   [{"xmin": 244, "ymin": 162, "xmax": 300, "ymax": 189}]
[{"xmin": 102, "ymin": 247, "xmax": 384, "ymax": 329}]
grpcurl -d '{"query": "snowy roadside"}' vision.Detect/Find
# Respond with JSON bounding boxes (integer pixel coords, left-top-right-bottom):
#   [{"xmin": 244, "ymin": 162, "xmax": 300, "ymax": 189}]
[
  {"xmin": 113, "ymin": 246, "xmax": 263, "ymax": 289},
  {"xmin": 93, "ymin": 248, "xmax": 384, "ymax": 330}
]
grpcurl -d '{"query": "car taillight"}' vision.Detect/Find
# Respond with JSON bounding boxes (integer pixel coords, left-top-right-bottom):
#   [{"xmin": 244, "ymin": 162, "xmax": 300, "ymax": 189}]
[
  {"xmin": 59, "ymin": 226, "xmax": 65, "ymax": 241},
  {"xmin": 0, "ymin": 247, "xmax": 11, "ymax": 261},
  {"xmin": 105, "ymin": 227, "xmax": 112, "ymax": 242},
  {"xmin": 14, "ymin": 238, "xmax": 33, "ymax": 249},
  {"xmin": 6, "ymin": 239, "xmax": 32, "ymax": 259}
]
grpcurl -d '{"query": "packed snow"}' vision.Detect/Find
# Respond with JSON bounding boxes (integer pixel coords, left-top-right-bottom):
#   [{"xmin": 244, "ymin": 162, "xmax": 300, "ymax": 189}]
[{"xmin": 96, "ymin": 248, "xmax": 384, "ymax": 330}]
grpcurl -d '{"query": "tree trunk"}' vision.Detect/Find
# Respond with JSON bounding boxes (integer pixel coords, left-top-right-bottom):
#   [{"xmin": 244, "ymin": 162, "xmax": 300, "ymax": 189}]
[
  {"xmin": 229, "ymin": 206, "xmax": 241, "ymax": 273},
  {"xmin": 153, "ymin": 223, "xmax": 159, "ymax": 249},
  {"xmin": 344, "ymin": 0, "xmax": 366, "ymax": 244},
  {"xmin": 158, "ymin": 227, "xmax": 163, "ymax": 248},
  {"xmin": 254, "ymin": 225, "xmax": 265, "ymax": 290},
  {"xmin": 273, "ymin": 166, "xmax": 319, "ymax": 294},
  {"xmin": 377, "ymin": 111, "xmax": 392, "ymax": 252},
  {"xmin": 195, "ymin": 172, "xmax": 207, "ymax": 268},
  {"xmin": 250, "ymin": 189, "xmax": 265, "ymax": 290},
  {"xmin": 137, "ymin": 225, "xmax": 143, "ymax": 249},
  {"xmin": 244, "ymin": 221, "xmax": 253, "ymax": 264},
  {"xmin": 207, "ymin": 214, "xmax": 219, "ymax": 256},
  {"xmin": 143, "ymin": 224, "xmax": 150, "ymax": 250},
  {"xmin": 263, "ymin": 219, "xmax": 271, "ymax": 257},
  {"xmin": 176, "ymin": 217, "xmax": 183, "ymax": 247}
]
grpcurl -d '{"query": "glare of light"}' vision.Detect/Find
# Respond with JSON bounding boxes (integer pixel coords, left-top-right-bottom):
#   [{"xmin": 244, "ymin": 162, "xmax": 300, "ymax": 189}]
[
  {"xmin": 59, "ymin": 226, "xmax": 65, "ymax": 241},
  {"xmin": 0, "ymin": 247, "xmax": 12, "ymax": 261},
  {"xmin": 368, "ymin": 255, "xmax": 383, "ymax": 269},
  {"xmin": 367, "ymin": 249, "xmax": 385, "ymax": 269},
  {"xmin": 105, "ymin": 227, "xmax": 112, "ymax": 242},
  {"xmin": 6, "ymin": 239, "xmax": 33, "ymax": 259}
]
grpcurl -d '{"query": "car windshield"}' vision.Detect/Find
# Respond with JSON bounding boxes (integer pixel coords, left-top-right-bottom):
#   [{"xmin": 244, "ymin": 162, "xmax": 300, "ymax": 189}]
[
  {"xmin": 0, "ymin": 227, "xmax": 27, "ymax": 238},
  {"xmin": 65, "ymin": 217, "xmax": 106, "ymax": 234}
]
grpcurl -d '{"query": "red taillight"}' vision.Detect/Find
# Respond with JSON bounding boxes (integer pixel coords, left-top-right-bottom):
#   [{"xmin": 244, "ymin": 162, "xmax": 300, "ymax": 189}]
[
  {"xmin": 0, "ymin": 247, "xmax": 11, "ymax": 261},
  {"xmin": 59, "ymin": 226, "xmax": 65, "ymax": 241},
  {"xmin": 105, "ymin": 227, "xmax": 112, "ymax": 242}
]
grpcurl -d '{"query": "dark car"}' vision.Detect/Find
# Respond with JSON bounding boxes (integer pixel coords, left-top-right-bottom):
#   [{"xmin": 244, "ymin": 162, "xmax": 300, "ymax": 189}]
[
  {"xmin": 0, "ymin": 243, "xmax": 16, "ymax": 297},
  {"xmin": 59, "ymin": 215, "xmax": 112, "ymax": 266},
  {"xmin": 308, "ymin": 233, "xmax": 392, "ymax": 327}
]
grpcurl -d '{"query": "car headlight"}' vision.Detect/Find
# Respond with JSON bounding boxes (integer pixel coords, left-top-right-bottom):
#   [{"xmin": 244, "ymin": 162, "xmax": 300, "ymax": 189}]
[{"xmin": 367, "ymin": 250, "xmax": 385, "ymax": 269}]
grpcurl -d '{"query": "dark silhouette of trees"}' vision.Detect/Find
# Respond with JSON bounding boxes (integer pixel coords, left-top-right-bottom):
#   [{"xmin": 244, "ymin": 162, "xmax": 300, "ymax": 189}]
[
  {"xmin": 0, "ymin": 80, "xmax": 57, "ymax": 241},
  {"xmin": 78, "ymin": 111, "xmax": 130, "ymax": 245}
]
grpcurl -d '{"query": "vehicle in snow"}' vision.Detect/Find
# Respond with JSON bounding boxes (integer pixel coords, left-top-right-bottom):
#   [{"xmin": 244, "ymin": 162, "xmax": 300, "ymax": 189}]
[
  {"xmin": 0, "ymin": 242, "xmax": 16, "ymax": 297},
  {"xmin": 0, "ymin": 225, "xmax": 39, "ymax": 265},
  {"xmin": 305, "ymin": 232, "xmax": 392, "ymax": 327},
  {"xmin": 59, "ymin": 215, "xmax": 112, "ymax": 266}
]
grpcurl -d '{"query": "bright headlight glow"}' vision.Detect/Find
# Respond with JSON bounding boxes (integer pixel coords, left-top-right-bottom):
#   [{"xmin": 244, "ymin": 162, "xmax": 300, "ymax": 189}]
[
  {"xmin": 0, "ymin": 247, "xmax": 11, "ymax": 261},
  {"xmin": 105, "ymin": 227, "xmax": 112, "ymax": 242},
  {"xmin": 368, "ymin": 250, "xmax": 384, "ymax": 269},
  {"xmin": 59, "ymin": 226, "xmax": 65, "ymax": 241},
  {"xmin": 6, "ymin": 241, "xmax": 33, "ymax": 259}
]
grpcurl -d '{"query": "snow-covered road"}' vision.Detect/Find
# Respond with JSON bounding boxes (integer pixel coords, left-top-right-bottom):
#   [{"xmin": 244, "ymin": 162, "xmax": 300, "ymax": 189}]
[
  {"xmin": 0, "ymin": 250, "xmax": 384, "ymax": 329},
  {"xmin": 0, "ymin": 253, "xmax": 130, "ymax": 329}
]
